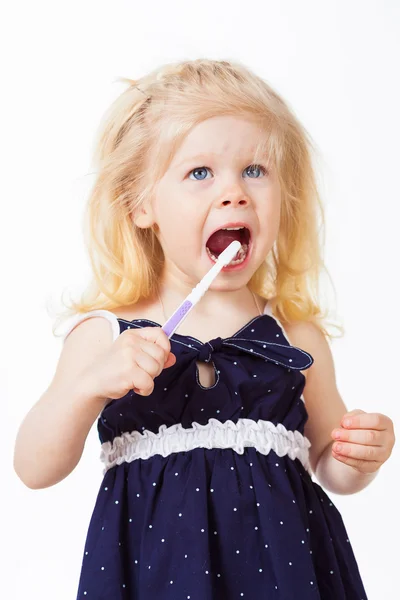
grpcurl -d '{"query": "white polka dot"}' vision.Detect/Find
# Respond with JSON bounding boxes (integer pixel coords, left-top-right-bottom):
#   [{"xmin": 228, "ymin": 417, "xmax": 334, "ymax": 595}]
[
  {"xmin": 255, "ymin": 526, "xmax": 258, "ymax": 530},
  {"xmin": 179, "ymin": 513, "xmax": 182, "ymax": 517},
  {"xmin": 134, "ymin": 559, "xmax": 138, "ymax": 564},
  {"xmin": 148, "ymin": 566, "xmax": 151, "ymax": 569},
  {"xmin": 210, "ymin": 488, "xmax": 214, "ymax": 492},
  {"xmin": 185, "ymin": 554, "xmax": 188, "ymax": 558},
  {"xmin": 196, "ymin": 488, "xmax": 200, "ymax": 491},
  {"xmin": 257, "ymin": 503, "xmax": 260, "ymax": 507},
  {"xmin": 217, "ymin": 574, "xmax": 221, "ymax": 577},
  {"xmin": 136, "ymin": 493, "xmax": 140, "ymax": 497},
  {"xmin": 310, "ymin": 581, "xmax": 314, "ymax": 585},
  {"xmin": 289, "ymin": 562, "xmax": 292, "ymax": 566},
  {"xmin": 85, "ymin": 551, "xmax": 88, "ymax": 555},
  {"xmin": 259, "ymin": 568, "xmax": 262, "ymax": 572},
  {"xmin": 104, "ymin": 487, "xmax": 108, "ymax": 491},
  {"xmin": 231, "ymin": 466, "xmax": 234, "ymax": 470},
  {"xmin": 236, "ymin": 550, "xmax": 240, "ymax": 554},
  {"xmin": 101, "ymin": 566, "xmax": 105, "ymax": 570},
  {"xmin": 251, "ymin": 329, "xmax": 254, "ymax": 332},
  {"xmin": 233, "ymin": 507, "xmax": 237, "ymax": 511},
  {"xmin": 161, "ymin": 538, "xmax": 165, "ymax": 542},
  {"xmin": 149, "ymin": 524, "xmax": 152, "ymax": 528},
  {"xmin": 301, "ymin": 540, "xmax": 305, "ymax": 544},
  {"xmin": 214, "ymin": 531, "xmax": 218, "ymax": 535},
  {"xmin": 201, "ymin": 528, "xmax": 205, "ymax": 532},
  {"xmin": 280, "ymin": 521, "xmax": 284, "ymax": 525},
  {"xmin": 265, "ymin": 544, "xmax": 268, "ymax": 548},
  {"xmin": 201, "ymin": 408, "xmax": 204, "ymax": 411},
  {"xmin": 129, "ymin": 518, "xmax": 132, "ymax": 523},
  {"xmin": 330, "ymin": 571, "xmax": 334, "ymax": 575},
  {"xmin": 216, "ymin": 410, "xmax": 220, "ymax": 413},
  {"xmin": 170, "ymin": 580, "xmax": 173, "ymax": 584},
  {"xmin": 250, "ymin": 485, "xmax": 253, "ymax": 489},
  {"xmin": 234, "ymin": 362, "xmax": 237, "ymax": 365},
  {"xmin": 152, "ymin": 482, "xmax": 156, "ymax": 486},
  {"xmin": 84, "ymin": 592, "xmax": 87, "ymax": 596},
  {"xmin": 205, "ymin": 570, "xmax": 209, "ymax": 574},
  {"xmin": 185, "ymin": 394, "xmax": 188, "ymax": 398},
  {"xmin": 115, "ymin": 500, "xmax": 119, "ymax": 504},
  {"xmin": 164, "ymin": 387, "xmax": 167, "ymax": 391},
  {"xmin": 275, "ymin": 463, "xmax": 279, "ymax": 467},
  {"xmin": 309, "ymin": 510, "xmax": 313, "ymax": 514},
  {"xmin": 175, "ymin": 472, "xmax": 178, "ymax": 476}
]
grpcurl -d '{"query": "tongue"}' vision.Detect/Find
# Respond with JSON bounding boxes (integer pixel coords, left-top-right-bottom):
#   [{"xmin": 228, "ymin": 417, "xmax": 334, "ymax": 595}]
[{"xmin": 207, "ymin": 230, "xmax": 242, "ymax": 256}]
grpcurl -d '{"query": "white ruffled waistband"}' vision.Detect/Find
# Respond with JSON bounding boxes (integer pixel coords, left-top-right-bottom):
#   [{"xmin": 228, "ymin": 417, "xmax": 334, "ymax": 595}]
[{"xmin": 99, "ymin": 418, "xmax": 312, "ymax": 474}]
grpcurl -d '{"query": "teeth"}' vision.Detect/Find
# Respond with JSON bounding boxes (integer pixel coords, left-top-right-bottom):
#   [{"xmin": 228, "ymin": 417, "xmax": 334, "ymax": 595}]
[
  {"xmin": 221, "ymin": 226, "xmax": 244, "ymax": 231},
  {"xmin": 206, "ymin": 244, "xmax": 249, "ymax": 266}
]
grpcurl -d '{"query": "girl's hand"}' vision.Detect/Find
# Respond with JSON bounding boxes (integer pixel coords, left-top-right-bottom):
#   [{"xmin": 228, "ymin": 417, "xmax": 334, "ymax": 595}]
[
  {"xmin": 81, "ymin": 326, "xmax": 176, "ymax": 401},
  {"xmin": 331, "ymin": 409, "xmax": 395, "ymax": 473}
]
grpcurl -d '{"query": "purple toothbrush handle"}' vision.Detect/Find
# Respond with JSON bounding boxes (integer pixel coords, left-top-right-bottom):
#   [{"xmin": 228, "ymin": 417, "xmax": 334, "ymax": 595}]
[{"xmin": 162, "ymin": 300, "xmax": 193, "ymax": 337}]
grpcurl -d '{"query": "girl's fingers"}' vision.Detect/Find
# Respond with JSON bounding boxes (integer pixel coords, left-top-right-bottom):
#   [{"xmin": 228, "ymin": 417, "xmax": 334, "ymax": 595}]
[
  {"xmin": 332, "ymin": 441, "xmax": 386, "ymax": 462},
  {"xmin": 134, "ymin": 350, "xmax": 164, "ymax": 379},
  {"xmin": 331, "ymin": 428, "xmax": 383, "ymax": 446},
  {"xmin": 340, "ymin": 412, "xmax": 389, "ymax": 431}
]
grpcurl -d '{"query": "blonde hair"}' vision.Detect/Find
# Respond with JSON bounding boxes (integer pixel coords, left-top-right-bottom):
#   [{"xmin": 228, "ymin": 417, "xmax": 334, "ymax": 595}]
[{"xmin": 52, "ymin": 58, "xmax": 343, "ymax": 340}]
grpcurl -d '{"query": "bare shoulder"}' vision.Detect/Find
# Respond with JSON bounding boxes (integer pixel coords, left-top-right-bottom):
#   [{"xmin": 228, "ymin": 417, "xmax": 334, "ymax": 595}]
[
  {"xmin": 281, "ymin": 320, "xmax": 325, "ymax": 381},
  {"xmin": 51, "ymin": 315, "xmax": 115, "ymax": 392}
]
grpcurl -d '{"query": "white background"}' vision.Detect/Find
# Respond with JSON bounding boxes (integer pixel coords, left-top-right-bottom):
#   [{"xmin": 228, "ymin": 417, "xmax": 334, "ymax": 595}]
[{"xmin": 2, "ymin": 1, "xmax": 399, "ymax": 598}]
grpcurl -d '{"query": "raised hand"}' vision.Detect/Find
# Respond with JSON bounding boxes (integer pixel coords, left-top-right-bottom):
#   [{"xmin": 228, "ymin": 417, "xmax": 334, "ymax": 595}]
[{"xmin": 331, "ymin": 409, "xmax": 395, "ymax": 474}]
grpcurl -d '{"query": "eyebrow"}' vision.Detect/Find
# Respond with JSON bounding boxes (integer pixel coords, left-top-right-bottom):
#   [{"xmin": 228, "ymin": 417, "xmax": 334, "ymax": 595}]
[
  {"xmin": 172, "ymin": 153, "xmax": 220, "ymax": 170},
  {"xmin": 172, "ymin": 152, "xmax": 266, "ymax": 170}
]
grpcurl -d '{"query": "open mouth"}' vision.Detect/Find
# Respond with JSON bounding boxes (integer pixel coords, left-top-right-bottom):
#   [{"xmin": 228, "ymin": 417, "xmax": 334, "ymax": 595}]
[{"xmin": 206, "ymin": 226, "xmax": 251, "ymax": 266}]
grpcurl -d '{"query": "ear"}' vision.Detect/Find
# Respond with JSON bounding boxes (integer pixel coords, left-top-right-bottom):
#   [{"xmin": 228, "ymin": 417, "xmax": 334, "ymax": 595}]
[{"xmin": 132, "ymin": 203, "xmax": 155, "ymax": 229}]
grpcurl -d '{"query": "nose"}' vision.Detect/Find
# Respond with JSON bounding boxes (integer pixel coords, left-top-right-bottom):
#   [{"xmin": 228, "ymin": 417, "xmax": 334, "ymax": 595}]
[{"xmin": 217, "ymin": 184, "xmax": 250, "ymax": 208}]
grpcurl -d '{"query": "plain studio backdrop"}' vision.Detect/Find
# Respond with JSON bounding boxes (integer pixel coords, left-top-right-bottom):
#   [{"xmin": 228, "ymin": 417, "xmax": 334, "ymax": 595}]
[{"xmin": 2, "ymin": 1, "xmax": 399, "ymax": 598}]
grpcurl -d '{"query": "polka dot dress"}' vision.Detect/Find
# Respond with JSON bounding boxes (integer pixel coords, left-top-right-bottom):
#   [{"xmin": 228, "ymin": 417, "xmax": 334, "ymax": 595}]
[{"xmin": 69, "ymin": 309, "xmax": 368, "ymax": 599}]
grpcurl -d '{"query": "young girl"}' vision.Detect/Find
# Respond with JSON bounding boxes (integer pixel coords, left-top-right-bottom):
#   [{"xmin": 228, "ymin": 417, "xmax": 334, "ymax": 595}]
[{"xmin": 14, "ymin": 59, "xmax": 394, "ymax": 599}]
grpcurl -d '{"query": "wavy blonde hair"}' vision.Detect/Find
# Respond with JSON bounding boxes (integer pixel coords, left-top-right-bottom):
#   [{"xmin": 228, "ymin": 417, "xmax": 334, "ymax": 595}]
[{"xmin": 52, "ymin": 58, "xmax": 343, "ymax": 340}]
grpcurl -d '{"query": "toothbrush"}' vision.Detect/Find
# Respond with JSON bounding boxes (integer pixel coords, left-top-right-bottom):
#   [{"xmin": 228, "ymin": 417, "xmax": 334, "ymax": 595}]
[{"xmin": 161, "ymin": 240, "xmax": 241, "ymax": 338}]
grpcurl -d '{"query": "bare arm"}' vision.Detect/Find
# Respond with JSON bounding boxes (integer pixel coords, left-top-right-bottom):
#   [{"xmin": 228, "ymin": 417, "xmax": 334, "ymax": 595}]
[
  {"xmin": 284, "ymin": 321, "xmax": 378, "ymax": 495},
  {"xmin": 13, "ymin": 317, "xmax": 113, "ymax": 489}
]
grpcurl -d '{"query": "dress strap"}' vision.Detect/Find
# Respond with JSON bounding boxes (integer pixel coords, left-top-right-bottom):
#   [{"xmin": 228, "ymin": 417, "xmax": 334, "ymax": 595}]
[{"xmin": 60, "ymin": 310, "xmax": 120, "ymax": 344}]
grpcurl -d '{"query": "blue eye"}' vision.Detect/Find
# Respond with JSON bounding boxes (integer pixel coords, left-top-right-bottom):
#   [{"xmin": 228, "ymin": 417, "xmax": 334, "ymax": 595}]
[
  {"xmin": 244, "ymin": 164, "xmax": 266, "ymax": 178},
  {"xmin": 188, "ymin": 167, "xmax": 211, "ymax": 180}
]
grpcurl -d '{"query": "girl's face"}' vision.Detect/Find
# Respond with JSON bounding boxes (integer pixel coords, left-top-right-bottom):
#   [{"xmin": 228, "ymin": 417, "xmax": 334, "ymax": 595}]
[{"xmin": 136, "ymin": 115, "xmax": 282, "ymax": 292}]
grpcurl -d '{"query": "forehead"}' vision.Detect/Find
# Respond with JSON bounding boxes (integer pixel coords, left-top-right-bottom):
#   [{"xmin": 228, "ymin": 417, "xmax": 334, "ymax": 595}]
[{"xmin": 169, "ymin": 115, "xmax": 269, "ymax": 168}]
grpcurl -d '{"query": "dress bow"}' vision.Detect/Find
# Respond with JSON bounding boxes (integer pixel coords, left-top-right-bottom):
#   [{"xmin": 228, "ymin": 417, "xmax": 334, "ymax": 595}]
[{"xmin": 192, "ymin": 335, "xmax": 313, "ymax": 371}]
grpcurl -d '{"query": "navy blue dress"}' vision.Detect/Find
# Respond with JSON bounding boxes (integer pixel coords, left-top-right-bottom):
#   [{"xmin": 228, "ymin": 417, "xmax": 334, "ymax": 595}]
[{"xmin": 64, "ymin": 308, "xmax": 368, "ymax": 599}]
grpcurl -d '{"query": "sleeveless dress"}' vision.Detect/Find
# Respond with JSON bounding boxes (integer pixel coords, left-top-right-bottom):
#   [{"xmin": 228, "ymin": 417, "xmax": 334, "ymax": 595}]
[{"xmin": 62, "ymin": 303, "xmax": 368, "ymax": 600}]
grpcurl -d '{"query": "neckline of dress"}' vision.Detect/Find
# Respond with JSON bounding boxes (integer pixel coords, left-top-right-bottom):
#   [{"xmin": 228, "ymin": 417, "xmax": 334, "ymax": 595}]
[{"xmin": 117, "ymin": 312, "xmax": 273, "ymax": 347}]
